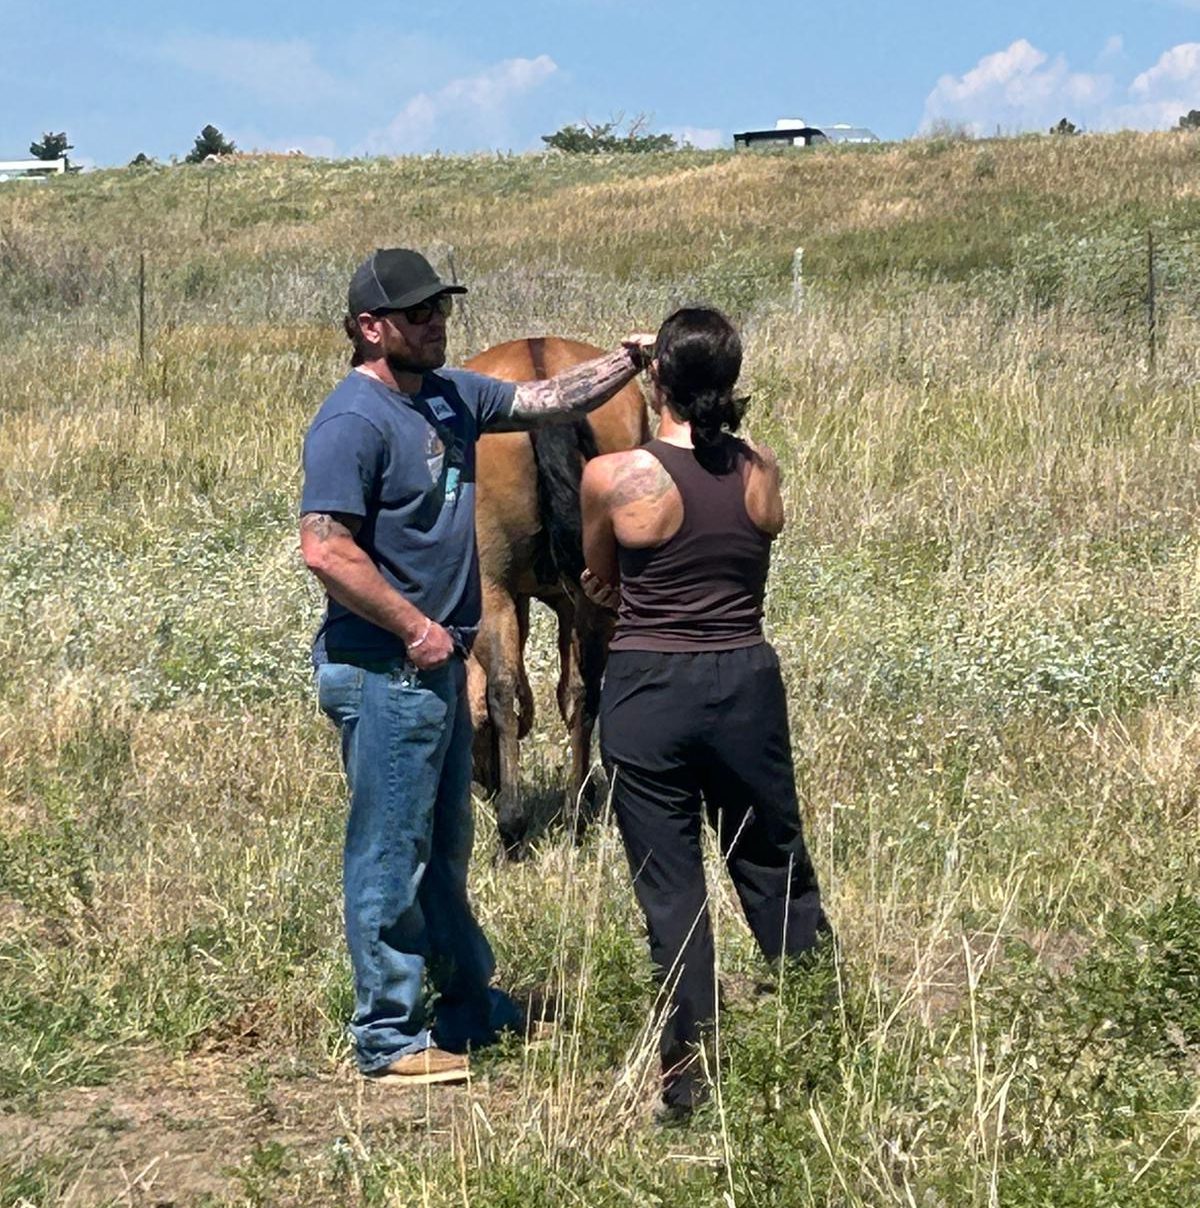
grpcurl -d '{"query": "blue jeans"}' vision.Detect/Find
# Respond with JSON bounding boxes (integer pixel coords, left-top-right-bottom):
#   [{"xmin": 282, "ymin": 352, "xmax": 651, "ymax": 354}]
[{"xmin": 316, "ymin": 656, "xmax": 521, "ymax": 1072}]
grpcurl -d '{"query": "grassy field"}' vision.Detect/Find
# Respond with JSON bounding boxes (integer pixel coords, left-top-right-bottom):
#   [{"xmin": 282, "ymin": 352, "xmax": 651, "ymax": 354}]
[{"xmin": 1, "ymin": 132, "xmax": 1199, "ymax": 1205}]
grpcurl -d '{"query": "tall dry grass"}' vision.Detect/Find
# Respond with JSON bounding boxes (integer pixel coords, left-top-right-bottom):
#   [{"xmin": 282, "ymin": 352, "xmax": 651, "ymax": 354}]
[{"xmin": 2, "ymin": 135, "xmax": 1199, "ymax": 1204}]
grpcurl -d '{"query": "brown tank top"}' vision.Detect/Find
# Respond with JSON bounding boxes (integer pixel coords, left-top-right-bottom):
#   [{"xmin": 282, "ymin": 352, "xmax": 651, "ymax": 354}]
[{"xmin": 610, "ymin": 438, "xmax": 773, "ymax": 652}]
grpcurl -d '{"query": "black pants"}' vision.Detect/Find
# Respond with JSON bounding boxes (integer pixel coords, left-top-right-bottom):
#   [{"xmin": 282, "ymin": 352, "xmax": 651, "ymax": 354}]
[{"xmin": 600, "ymin": 643, "xmax": 826, "ymax": 1108}]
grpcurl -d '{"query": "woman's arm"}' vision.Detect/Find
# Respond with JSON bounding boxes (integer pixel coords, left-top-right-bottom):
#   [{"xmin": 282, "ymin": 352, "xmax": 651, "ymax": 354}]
[
  {"xmin": 581, "ymin": 457, "xmax": 621, "ymax": 597},
  {"xmin": 743, "ymin": 439, "xmax": 785, "ymax": 537}
]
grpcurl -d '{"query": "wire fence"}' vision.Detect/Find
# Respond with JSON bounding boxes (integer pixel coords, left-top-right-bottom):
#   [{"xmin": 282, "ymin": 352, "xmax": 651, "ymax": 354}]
[
  {"xmin": 998, "ymin": 227, "xmax": 1200, "ymax": 366},
  {"xmin": 2, "ymin": 221, "xmax": 1199, "ymax": 371}
]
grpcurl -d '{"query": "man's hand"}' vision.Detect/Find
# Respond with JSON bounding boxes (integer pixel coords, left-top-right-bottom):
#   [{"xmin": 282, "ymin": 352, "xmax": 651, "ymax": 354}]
[
  {"xmin": 621, "ymin": 333, "xmax": 656, "ymax": 370},
  {"xmin": 405, "ymin": 617, "xmax": 455, "ymax": 670},
  {"xmin": 580, "ymin": 568, "xmax": 620, "ymax": 612},
  {"xmin": 301, "ymin": 512, "xmax": 450, "ymax": 661}
]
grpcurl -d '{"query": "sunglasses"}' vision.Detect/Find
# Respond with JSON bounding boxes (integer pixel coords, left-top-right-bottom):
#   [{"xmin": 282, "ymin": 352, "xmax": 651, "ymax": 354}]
[{"xmin": 376, "ymin": 294, "xmax": 455, "ymax": 325}]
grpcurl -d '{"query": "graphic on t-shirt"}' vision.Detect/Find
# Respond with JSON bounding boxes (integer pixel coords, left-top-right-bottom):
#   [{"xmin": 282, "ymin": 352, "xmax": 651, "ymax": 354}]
[
  {"xmin": 428, "ymin": 397, "xmax": 456, "ymax": 423},
  {"xmin": 423, "ymin": 423, "xmax": 465, "ymax": 503},
  {"xmin": 425, "ymin": 429, "xmax": 445, "ymax": 484}
]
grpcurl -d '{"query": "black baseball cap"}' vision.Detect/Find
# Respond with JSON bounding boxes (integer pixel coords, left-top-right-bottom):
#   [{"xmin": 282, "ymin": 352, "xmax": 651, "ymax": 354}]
[{"xmin": 347, "ymin": 248, "xmax": 467, "ymax": 315}]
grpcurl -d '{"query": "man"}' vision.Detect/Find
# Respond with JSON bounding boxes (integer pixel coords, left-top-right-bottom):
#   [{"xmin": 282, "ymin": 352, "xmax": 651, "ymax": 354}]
[{"xmin": 300, "ymin": 247, "xmax": 653, "ymax": 1086}]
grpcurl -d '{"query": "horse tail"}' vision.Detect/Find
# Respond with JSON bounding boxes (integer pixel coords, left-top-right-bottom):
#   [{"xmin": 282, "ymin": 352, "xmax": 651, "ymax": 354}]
[{"xmin": 531, "ymin": 419, "xmax": 598, "ymax": 584}]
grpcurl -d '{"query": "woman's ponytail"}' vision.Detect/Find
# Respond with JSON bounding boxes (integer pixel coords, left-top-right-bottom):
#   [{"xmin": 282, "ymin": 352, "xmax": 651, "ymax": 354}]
[
  {"xmin": 653, "ymin": 308, "xmax": 748, "ymax": 464},
  {"xmin": 688, "ymin": 386, "xmax": 747, "ymax": 450}
]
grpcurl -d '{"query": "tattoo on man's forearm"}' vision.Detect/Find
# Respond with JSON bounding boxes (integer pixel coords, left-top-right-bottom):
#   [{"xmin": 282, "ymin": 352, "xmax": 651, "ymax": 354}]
[
  {"xmin": 301, "ymin": 511, "xmax": 361, "ymax": 541},
  {"xmin": 510, "ymin": 350, "xmax": 637, "ymax": 423}
]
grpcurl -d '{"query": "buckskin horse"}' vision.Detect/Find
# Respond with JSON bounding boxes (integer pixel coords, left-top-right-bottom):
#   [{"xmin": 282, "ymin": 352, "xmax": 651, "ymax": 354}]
[{"xmin": 466, "ymin": 337, "xmax": 649, "ymax": 853}]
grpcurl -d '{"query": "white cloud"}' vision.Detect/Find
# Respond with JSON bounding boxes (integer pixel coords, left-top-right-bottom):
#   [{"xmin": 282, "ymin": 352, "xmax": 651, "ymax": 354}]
[
  {"xmin": 922, "ymin": 38, "xmax": 1200, "ymax": 134},
  {"xmin": 1131, "ymin": 41, "xmax": 1200, "ymax": 96},
  {"xmin": 1099, "ymin": 35, "xmax": 1124, "ymax": 62},
  {"xmin": 922, "ymin": 39, "xmax": 1112, "ymax": 135},
  {"xmin": 673, "ymin": 126, "xmax": 726, "ymax": 150},
  {"xmin": 156, "ymin": 35, "xmax": 344, "ymax": 108},
  {"xmin": 1111, "ymin": 42, "xmax": 1200, "ymax": 126},
  {"xmin": 361, "ymin": 55, "xmax": 559, "ymax": 155}
]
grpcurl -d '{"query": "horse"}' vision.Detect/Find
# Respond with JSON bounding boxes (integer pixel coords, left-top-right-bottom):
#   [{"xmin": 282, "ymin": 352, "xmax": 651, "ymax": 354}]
[{"xmin": 466, "ymin": 337, "xmax": 649, "ymax": 853}]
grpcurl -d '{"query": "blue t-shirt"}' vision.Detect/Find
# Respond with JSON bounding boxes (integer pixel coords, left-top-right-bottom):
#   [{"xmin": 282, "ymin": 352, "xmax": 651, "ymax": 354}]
[{"xmin": 301, "ymin": 368, "xmax": 516, "ymax": 664}]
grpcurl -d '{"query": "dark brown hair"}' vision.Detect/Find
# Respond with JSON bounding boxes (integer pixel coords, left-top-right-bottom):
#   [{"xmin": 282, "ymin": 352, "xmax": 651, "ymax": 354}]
[
  {"xmin": 654, "ymin": 307, "xmax": 748, "ymax": 458},
  {"xmin": 343, "ymin": 313, "xmax": 372, "ymax": 366}
]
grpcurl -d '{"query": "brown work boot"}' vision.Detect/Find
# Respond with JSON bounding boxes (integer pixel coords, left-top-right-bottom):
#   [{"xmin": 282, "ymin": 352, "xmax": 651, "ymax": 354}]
[{"xmin": 364, "ymin": 1047, "xmax": 469, "ymax": 1086}]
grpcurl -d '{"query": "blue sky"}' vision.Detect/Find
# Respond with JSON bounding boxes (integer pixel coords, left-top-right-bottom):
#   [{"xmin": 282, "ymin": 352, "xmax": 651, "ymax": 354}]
[{"xmin": 4, "ymin": 0, "xmax": 1200, "ymax": 166}]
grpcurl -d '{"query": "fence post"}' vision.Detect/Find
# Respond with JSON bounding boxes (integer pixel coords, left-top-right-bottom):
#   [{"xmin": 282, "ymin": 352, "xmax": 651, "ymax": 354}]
[
  {"xmin": 446, "ymin": 245, "xmax": 474, "ymax": 348},
  {"xmin": 792, "ymin": 247, "xmax": 805, "ymax": 313},
  {"xmin": 138, "ymin": 252, "xmax": 146, "ymax": 368},
  {"xmin": 1147, "ymin": 228, "xmax": 1157, "ymax": 374}
]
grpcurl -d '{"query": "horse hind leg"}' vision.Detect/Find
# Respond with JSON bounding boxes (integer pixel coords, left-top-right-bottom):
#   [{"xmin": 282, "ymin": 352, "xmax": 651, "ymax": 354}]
[
  {"xmin": 569, "ymin": 598, "xmax": 615, "ymax": 838},
  {"xmin": 474, "ymin": 587, "xmax": 528, "ymax": 857},
  {"xmin": 467, "ymin": 654, "xmax": 499, "ymax": 797},
  {"xmin": 516, "ymin": 595, "xmax": 535, "ymax": 741},
  {"xmin": 553, "ymin": 595, "xmax": 611, "ymax": 839},
  {"xmin": 552, "ymin": 596, "xmax": 575, "ymax": 732}
]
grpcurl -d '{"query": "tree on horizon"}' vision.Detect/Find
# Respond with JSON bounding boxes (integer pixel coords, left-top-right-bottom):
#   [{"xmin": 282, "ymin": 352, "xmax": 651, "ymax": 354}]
[
  {"xmin": 185, "ymin": 125, "xmax": 237, "ymax": 163},
  {"xmin": 542, "ymin": 115, "xmax": 676, "ymax": 154}
]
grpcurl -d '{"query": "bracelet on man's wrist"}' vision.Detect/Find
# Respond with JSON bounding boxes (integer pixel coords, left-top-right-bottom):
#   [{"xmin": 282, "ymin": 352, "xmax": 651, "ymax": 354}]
[{"xmin": 408, "ymin": 618, "xmax": 433, "ymax": 650}]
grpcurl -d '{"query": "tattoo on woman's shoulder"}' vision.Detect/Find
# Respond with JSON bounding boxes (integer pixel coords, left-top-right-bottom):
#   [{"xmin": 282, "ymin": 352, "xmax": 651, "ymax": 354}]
[{"xmin": 608, "ymin": 458, "xmax": 673, "ymax": 507}]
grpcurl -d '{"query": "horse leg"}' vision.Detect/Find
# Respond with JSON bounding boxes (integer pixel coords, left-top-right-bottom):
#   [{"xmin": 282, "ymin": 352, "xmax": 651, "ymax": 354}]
[
  {"xmin": 547, "ymin": 595, "xmax": 588, "ymax": 834},
  {"xmin": 474, "ymin": 586, "xmax": 528, "ymax": 856},
  {"xmin": 467, "ymin": 653, "xmax": 499, "ymax": 796},
  {"xmin": 551, "ymin": 595, "xmax": 576, "ymax": 734},
  {"xmin": 516, "ymin": 595, "xmax": 535, "ymax": 741},
  {"xmin": 553, "ymin": 593, "xmax": 611, "ymax": 838},
  {"xmin": 569, "ymin": 597, "xmax": 616, "ymax": 838}
]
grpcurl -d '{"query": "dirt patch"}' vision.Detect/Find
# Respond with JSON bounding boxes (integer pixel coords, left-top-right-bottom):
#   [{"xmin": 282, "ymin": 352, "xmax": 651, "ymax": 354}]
[{"xmin": 0, "ymin": 1051, "xmax": 508, "ymax": 1205}]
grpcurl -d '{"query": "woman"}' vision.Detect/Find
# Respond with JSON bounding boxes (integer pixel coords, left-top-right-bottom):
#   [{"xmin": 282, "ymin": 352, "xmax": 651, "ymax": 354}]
[{"xmin": 580, "ymin": 307, "xmax": 828, "ymax": 1118}]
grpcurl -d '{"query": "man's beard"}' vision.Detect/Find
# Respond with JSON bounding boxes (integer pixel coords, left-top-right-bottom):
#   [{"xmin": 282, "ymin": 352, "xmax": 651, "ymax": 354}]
[{"xmin": 385, "ymin": 346, "xmax": 445, "ymax": 376}]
